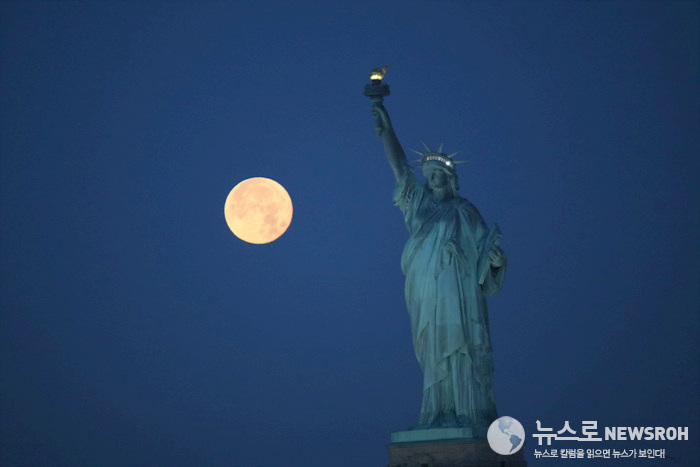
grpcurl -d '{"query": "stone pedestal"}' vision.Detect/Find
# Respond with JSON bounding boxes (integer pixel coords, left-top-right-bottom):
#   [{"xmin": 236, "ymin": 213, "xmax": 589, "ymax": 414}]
[
  {"xmin": 388, "ymin": 433, "xmax": 527, "ymax": 467},
  {"xmin": 392, "ymin": 428, "xmax": 474, "ymax": 444}
]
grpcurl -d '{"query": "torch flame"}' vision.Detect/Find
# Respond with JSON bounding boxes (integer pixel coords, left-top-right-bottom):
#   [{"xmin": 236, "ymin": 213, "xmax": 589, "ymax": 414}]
[{"xmin": 370, "ymin": 64, "xmax": 390, "ymax": 80}]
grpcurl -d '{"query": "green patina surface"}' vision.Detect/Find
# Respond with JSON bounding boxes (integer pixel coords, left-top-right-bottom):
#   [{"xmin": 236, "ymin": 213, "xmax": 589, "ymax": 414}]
[{"xmin": 370, "ymin": 92, "xmax": 506, "ymax": 437}]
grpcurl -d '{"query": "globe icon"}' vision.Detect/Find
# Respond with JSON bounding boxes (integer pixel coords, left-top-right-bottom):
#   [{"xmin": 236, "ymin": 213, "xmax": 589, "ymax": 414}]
[{"xmin": 487, "ymin": 416, "xmax": 525, "ymax": 455}]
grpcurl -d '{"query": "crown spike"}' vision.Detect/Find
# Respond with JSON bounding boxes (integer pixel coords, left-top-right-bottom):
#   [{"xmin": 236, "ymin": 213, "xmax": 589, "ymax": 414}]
[
  {"xmin": 408, "ymin": 147, "xmax": 424, "ymax": 156},
  {"xmin": 447, "ymin": 152, "xmax": 459, "ymax": 158},
  {"xmin": 438, "ymin": 143, "xmax": 443, "ymax": 153},
  {"xmin": 421, "ymin": 141, "xmax": 432, "ymax": 153},
  {"xmin": 453, "ymin": 160, "xmax": 467, "ymax": 165}
]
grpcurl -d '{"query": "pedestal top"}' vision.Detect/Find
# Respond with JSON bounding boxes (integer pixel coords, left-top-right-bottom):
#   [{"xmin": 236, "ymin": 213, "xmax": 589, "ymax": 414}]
[{"xmin": 391, "ymin": 427, "xmax": 474, "ymax": 444}]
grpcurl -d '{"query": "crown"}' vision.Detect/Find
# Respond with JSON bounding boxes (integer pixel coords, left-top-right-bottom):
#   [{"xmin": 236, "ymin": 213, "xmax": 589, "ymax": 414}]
[{"xmin": 408, "ymin": 142, "xmax": 466, "ymax": 171}]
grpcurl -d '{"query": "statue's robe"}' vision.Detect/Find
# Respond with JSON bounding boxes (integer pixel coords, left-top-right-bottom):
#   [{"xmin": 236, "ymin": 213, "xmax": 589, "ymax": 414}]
[{"xmin": 393, "ymin": 171, "xmax": 506, "ymax": 431}]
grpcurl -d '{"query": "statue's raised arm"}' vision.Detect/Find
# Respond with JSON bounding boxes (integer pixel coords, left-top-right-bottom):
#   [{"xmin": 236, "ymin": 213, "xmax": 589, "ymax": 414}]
[{"xmin": 371, "ymin": 104, "xmax": 410, "ymax": 181}]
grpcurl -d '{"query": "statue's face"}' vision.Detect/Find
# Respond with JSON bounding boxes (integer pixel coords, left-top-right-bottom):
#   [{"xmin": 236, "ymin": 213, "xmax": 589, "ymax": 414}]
[
  {"xmin": 423, "ymin": 162, "xmax": 456, "ymax": 200},
  {"xmin": 423, "ymin": 164, "xmax": 450, "ymax": 190}
]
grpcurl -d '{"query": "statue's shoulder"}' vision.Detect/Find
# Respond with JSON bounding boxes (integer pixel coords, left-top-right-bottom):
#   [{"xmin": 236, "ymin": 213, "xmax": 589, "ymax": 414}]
[
  {"xmin": 455, "ymin": 196, "xmax": 486, "ymax": 224},
  {"xmin": 397, "ymin": 170, "xmax": 427, "ymax": 196},
  {"xmin": 394, "ymin": 169, "xmax": 425, "ymax": 208},
  {"xmin": 455, "ymin": 195, "xmax": 478, "ymax": 213}
]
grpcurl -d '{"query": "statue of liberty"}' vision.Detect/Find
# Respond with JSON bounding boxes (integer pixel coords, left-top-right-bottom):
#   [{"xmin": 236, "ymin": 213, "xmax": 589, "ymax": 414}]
[{"xmin": 371, "ymin": 102, "xmax": 507, "ymax": 436}]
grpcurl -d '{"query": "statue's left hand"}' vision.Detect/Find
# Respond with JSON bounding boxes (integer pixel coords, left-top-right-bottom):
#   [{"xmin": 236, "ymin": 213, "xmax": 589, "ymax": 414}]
[{"xmin": 488, "ymin": 246, "xmax": 506, "ymax": 268}]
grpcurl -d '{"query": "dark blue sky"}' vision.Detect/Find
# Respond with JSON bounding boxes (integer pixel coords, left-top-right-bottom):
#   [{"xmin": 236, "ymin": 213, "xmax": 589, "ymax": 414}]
[{"xmin": 1, "ymin": 1, "xmax": 698, "ymax": 466}]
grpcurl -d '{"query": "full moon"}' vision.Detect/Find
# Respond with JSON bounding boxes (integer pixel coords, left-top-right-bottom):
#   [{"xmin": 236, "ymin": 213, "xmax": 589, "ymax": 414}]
[{"xmin": 224, "ymin": 177, "xmax": 293, "ymax": 244}]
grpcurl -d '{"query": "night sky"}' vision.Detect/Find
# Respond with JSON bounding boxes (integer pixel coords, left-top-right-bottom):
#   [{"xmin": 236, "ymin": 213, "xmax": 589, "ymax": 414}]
[{"xmin": 1, "ymin": 1, "xmax": 698, "ymax": 466}]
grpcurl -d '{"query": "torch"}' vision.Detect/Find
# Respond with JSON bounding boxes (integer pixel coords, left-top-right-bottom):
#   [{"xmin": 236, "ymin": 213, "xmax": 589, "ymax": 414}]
[{"xmin": 364, "ymin": 64, "xmax": 390, "ymax": 104}]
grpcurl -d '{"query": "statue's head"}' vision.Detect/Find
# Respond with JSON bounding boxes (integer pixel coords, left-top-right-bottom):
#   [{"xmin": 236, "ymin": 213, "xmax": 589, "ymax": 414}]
[
  {"xmin": 422, "ymin": 161, "xmax": 459, "ymax": 198},
  {"xmin": 410, "ymin": 143, "xmax": 463, "ymax": 197}
]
